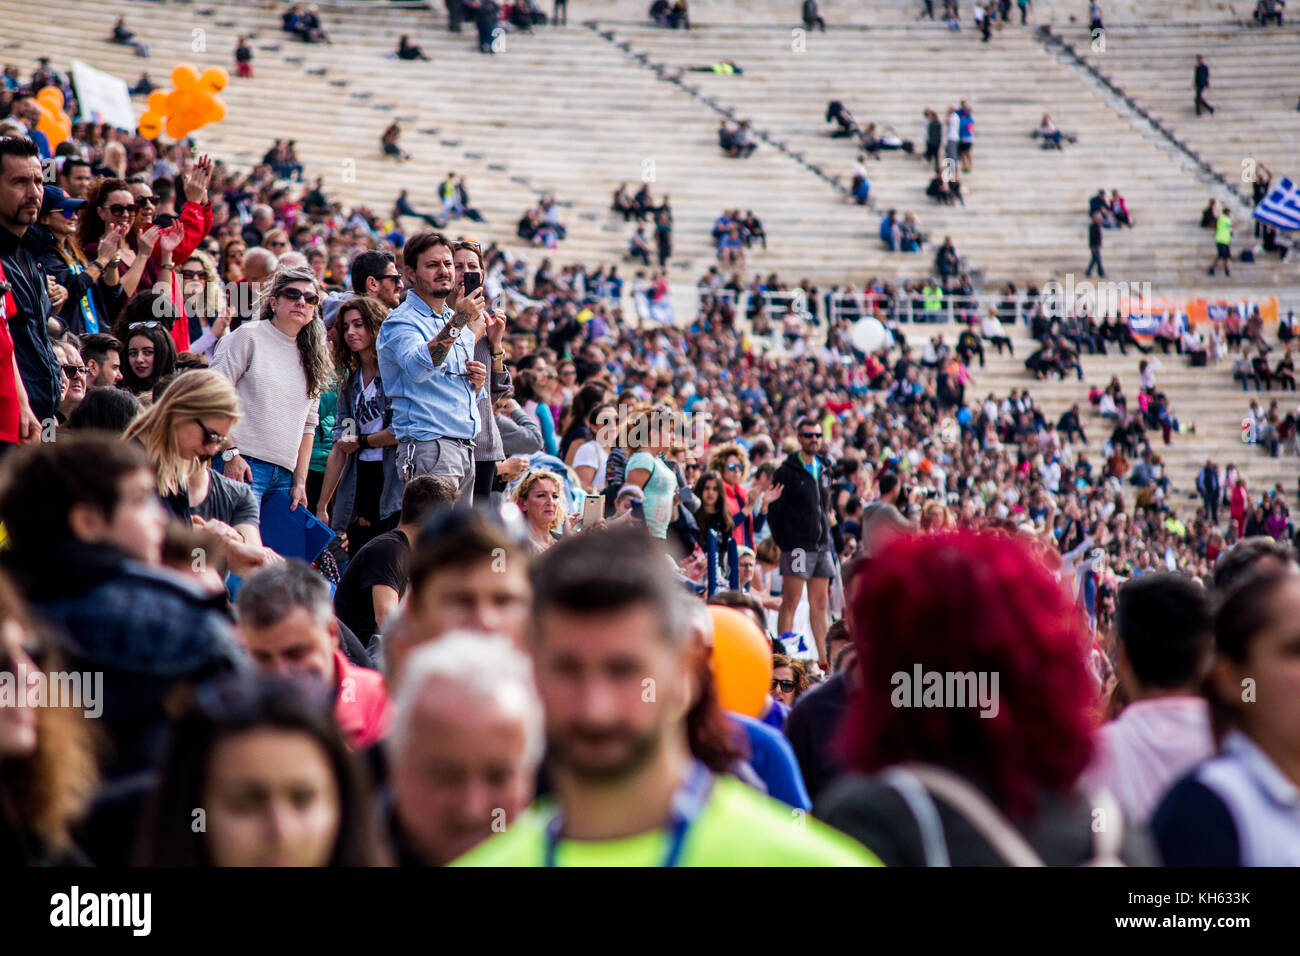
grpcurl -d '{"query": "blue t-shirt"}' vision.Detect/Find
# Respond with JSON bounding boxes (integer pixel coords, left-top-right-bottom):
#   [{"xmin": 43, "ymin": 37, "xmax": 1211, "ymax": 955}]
[{"xmin": 730, "ymin": 712, "xmax": 812, "ymax": 811}]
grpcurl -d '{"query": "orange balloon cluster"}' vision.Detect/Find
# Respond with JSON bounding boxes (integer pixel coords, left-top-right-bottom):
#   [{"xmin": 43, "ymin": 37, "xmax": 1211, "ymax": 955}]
[
  {"xmin": 34, "ymin": 87, "xmax": 73, "ymax": 151},
  {"xmin": 709, "ymin": 606, "xmax": 773, "ymax": 718},
  {"xmin": 138, "ymin": 64, "xmax": 228, "ymax": 140}
]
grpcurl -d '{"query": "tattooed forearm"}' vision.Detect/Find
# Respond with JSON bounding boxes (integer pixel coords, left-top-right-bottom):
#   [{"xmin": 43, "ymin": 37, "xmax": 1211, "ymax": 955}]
[{"xmin": 425, "ymin": 310, "xmax": 473, "ymax": 366}]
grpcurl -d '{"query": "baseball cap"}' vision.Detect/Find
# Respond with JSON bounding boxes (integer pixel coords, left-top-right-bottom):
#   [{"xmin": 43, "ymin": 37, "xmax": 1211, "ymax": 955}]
[{"xmin": 39, "ymin": 185, "xmax": 86, "ymax": 218}]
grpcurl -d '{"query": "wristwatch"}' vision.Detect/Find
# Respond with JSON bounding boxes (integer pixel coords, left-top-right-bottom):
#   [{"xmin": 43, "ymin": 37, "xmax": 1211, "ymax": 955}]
[
  {"xmin": 447, "ymin": 324, "xmax": 461, "ymax": 338},
  {"xmin": 221, "ymin": 447, "xmax": 240, "ymax": 462},
  {"xmin": 358, "ymin": 433, "xmax": 370, "ymax": 450}
]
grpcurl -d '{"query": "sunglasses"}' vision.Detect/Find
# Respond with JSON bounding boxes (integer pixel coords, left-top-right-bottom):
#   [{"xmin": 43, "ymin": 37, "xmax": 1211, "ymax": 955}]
[
  {"xmin": 129, "ymin": 321, "xmax": 161, "ymax": 330},
  {"xmin": 180, "ymin": 269, "xmax": 206, "ymax": 280},
  {"xmin": 194, "ymin": 418, "xmax": 229, "ymax": 446},
  {"xmin": 378, "ymin": 273, "xmax": 402, "ymax": 284},
  {"xmin": 104, "ymin": 203, "xmax": 134, "ymax": 216},
  {"xmin": 61, "ymin": 363, "xmax": 88, "ymax": 378},
  {"xmin": 267, "ymin": 240, "xmax": 289, "ymax": 248},
  {"xmin": 135, "ymin": 196, "xmax": 158, "ymax": 207},
  {"xmin": 726, "ymin": 463, "xmax": 744, "ymax": 472},
  {"xmin": 799, "ymin": 432, "xmax": 822, "ymax": 440},
  {"xmin": 58, "ymin": 208, "xmax": 80, "ymax": 220},
  {"xmin": 771, "ymin": 678, "xmax": 796, "ymax": 693},
  {"xmin": 278, "ymin": 287, "xmax": 320, "ymax": 305}
]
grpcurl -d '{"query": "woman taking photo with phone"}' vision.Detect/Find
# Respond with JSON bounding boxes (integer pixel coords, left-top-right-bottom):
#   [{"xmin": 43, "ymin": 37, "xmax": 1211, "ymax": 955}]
[
  {"xmin": 35, "ymin": 185, "xmax": 126, "ymax": 335},
  {"xmin": 316, "ymin": 296, "xmax": 400, "ymax": 557},
  {"xmin": 211, "ymin": 265, "xmax": 332, "ymax": 515}
]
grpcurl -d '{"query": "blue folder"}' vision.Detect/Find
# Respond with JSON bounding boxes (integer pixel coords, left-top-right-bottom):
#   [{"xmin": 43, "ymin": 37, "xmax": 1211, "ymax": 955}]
[{"xmin": 260, "ymin": 489, "xmax": 336, "ymax": 564}]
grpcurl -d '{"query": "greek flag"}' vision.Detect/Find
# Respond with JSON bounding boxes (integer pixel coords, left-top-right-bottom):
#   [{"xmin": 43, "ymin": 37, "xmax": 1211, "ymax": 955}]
[{"xmin": 1253, "ymin": 176, "xmax": 1300, "ymax": 231}]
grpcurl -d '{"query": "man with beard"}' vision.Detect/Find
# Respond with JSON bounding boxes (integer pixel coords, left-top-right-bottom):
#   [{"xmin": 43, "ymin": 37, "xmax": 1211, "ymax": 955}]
[
  {"xmin": 453, "ymin": 527, "xmax": 877, "ymax": 866},
  {"xmin": 376, "ymin": 231, "xmax": 488, "ymax": 501}
]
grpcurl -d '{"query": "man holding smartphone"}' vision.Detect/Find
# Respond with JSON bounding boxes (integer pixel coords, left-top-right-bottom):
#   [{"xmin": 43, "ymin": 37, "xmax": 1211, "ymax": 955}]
[{"xmin": 377, "ymin": 231, "xmax": 489, "ymax": 501}]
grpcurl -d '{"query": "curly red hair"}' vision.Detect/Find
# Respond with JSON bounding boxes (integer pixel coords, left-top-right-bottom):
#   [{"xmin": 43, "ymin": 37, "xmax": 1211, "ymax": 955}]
[{"xmin": 838, "ymin": 529, "xmax": 1095, "ymax": 820}]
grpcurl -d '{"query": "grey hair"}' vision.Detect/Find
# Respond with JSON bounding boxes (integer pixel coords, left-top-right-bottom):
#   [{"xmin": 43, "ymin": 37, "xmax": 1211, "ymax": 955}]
[
  {"xmin": 235, "ymin": 560, "xmax": 333, "ymax": 629},
  {"xmin": 385, "ymin": 631, "xmax": 545, "ymax": 767},
  {"xmin": 277, "ymin": 251, "xmax": 309, "ymax": 270},
  {"xmin": 243, "ymin": 246, "xmax": 279, "ymax": 276}
]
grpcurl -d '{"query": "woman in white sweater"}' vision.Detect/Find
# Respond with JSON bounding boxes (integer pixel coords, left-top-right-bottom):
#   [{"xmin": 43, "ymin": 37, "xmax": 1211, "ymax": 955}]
[{"xmin": 210, "ymin": 265, "xmax": 333, "ymax": 515}]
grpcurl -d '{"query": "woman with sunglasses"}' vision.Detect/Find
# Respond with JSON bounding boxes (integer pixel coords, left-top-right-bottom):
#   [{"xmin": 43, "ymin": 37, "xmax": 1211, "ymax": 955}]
[
  {"xmin": 115, "ymin": 294, "xmax": 179, "ymax": 399},
  {"xmin": 770, "ymin": 652, "xmax": 810, "ymax": 710},
  {"xmin": 53, "ymin": 339, "xmax": 88, "ymax": 425},
  {"xmin": 317, "ymin": 296, "xmax": 400, "ymax": 557},
  {"xmin": 76, "ymin": 177, "xmax": 157, "ymax": 300},
  {"xmin": 0, "ymin": 571, "xmax": 99, "ymax": 865},
  {"xmin": 211, "ymin": 265, "xmax": 332, "ymax": 516},
  {"xmin": 120, "ymin": 158, "xmax": 216, "ymax": 353},
  {"xmin": 137, "ymin": 673, "xmax": 385, "ymax": 866},
  {"xmin": 124, "ymin": 369, "xmax": 242, "ymax": 521},
  {"xmin": 182, "ymin": 250, "xmax": 231, "ymax": 363},
  {"xmin": 708, "ymin": 441, "xmax": 752, "ymax": 546},
  {"xmin": 34, "ymin": 186, "xmax": 125, "ymax": 336}
]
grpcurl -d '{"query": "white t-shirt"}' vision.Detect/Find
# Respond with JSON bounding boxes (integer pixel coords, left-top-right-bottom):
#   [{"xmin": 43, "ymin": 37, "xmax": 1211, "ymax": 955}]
[
  {"xmin": 355, "ymin": 374, "xmax": 384, "ymax": 462},
  {"xmin": 572, "ymin": 440, "xmax": 608, "ymax": 492},
  {"xmin": 946, "ymin": 112, "xmax": 961, "ymax": 143}
]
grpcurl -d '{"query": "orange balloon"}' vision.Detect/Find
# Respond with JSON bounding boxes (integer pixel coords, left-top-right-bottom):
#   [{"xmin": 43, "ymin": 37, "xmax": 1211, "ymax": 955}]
[
  {"xmin": 138, "ymin": 112, "xmax": 163, "ymax": 140},
  {"xmin": 147, "ymin": 90, "xmax": 169, "ymax": 115},
  {"xmin": 198, "ymin": 67, "xmax": 229, "ymax": 94},
  {"xmin": 164, "ymin": 88, "xmax": 187, "ymax": 116},
  {"xmin": 171, "ymin": 63, "xmax": 200, "ymax": 89},
  {"xmin": 164, "ymin": 113, "xmax": 190, "ymax": 140},
  {"xmin": 709, "ymin": 606, "xmax": 772, "ymax": 718},
  {"xmin": 37, "ymin": 111, "xmax": 67, "ymax": 150},
  {"xmin": 36, "ymin": 86, "xmax": 63, "ymax": 110}
]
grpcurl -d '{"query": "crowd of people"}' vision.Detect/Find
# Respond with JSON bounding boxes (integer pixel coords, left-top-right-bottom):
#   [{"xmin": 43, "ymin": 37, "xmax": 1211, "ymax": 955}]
[{"xmin": 2, "ymin": 23, "xmax": 1300, "ymax": 874}]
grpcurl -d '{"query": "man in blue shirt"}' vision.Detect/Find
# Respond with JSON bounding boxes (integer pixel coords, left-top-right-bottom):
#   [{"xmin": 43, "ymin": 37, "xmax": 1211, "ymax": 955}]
[{"xmin": 376, "ymin": 231, "xmax": 488, "ymax": 502}]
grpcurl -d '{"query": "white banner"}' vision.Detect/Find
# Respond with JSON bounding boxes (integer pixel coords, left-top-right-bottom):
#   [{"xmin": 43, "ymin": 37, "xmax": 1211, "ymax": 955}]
[{"xmin": 70, "ymin": 60, "xmax": 136, "ymax": 131}]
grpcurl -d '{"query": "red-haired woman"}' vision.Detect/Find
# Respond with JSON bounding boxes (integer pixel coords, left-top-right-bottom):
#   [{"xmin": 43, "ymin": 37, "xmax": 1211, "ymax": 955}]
[{"xmin": 817, "ymin": 529, "xmax": 1156, "ymax": 865}]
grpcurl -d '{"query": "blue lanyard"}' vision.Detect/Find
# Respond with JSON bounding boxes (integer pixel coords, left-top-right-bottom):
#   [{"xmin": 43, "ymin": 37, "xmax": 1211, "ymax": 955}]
[{"xmin": 542, "ymin": 760, "xmax": 714, "ymax": 868}]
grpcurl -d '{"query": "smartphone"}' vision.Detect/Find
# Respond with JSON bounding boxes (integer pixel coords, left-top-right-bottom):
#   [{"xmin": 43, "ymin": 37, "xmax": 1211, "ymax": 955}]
[
  {"xmin": 463, "ymin": 271, "xmax": 482, "ymax": 295},
  {"xmin": 581, "ymin": 494, "xmax": 604, "ymax": 529},
  {"xmin": 628, "ymin": 499, "xmax": 646, "ymax": 524}
]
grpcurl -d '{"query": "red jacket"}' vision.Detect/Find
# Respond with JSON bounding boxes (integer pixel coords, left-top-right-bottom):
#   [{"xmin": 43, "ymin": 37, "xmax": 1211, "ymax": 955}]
[
  {"xmin": 332, "ymin": 648, "xmax": 390, "ymax": 749},
  {"xmin": 154, "ymin": 201, "xmax": 212, "ymax": 353}
]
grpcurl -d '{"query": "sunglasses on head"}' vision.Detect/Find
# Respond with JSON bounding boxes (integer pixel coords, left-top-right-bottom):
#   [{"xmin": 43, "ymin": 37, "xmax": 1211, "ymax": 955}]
[
  {"xmin": 194, "ymin": 418, "xmax": 229, "ymax": 446},
  {"xmin": 129, "ymin": 321, "xmax": 161, "ymax": 331},
  {"xmin": 278, "ymin": 287, "xmax": 320, "ymax": 305}
]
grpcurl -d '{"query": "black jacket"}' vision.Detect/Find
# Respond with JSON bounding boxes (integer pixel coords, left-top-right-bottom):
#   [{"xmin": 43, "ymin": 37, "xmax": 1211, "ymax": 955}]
[
  {"xmin": 0, "ymin": 223, "xmax": 61, "ymax": 423},
  {"xmin": 768, "ymin": 450, "xmax": 833, "ymax": 552},
  {"xmin": 31, "ymin": 225, "xmax": 125, "ymax": 336}
]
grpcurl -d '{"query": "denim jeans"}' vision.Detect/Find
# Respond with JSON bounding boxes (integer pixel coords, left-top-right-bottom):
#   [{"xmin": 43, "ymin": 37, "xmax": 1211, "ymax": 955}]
[{"xmin": 245, "ymin": 455, "xmax": 295, "ymax": 512}]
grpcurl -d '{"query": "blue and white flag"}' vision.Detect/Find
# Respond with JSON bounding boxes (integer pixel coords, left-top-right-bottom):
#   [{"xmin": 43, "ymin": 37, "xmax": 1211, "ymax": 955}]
[{"xmin": 1253, "ymin": 176, "xmax": 1300, "ymax": 231}]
